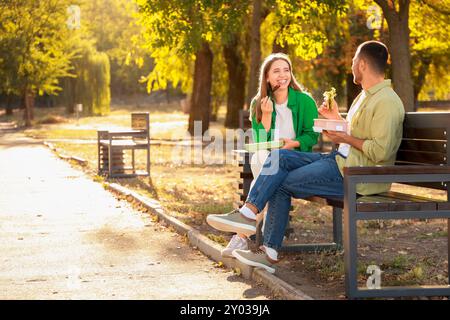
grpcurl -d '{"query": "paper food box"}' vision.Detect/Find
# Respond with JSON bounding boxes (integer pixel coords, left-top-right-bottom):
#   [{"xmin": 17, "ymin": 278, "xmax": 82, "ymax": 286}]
[
  {"xmin": 313, "ymin": 119, "xmax": 348, "ymax": 133},
  {"xmin": 244, "ymin": 140, "xmax": 285, "ymax": 152}
]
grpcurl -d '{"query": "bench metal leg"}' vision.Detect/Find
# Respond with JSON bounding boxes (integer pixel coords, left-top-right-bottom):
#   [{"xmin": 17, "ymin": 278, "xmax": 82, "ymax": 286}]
[
  {"xmin": 280, "ymin": 243, "xmax": 340, "ymax": 253},
  {"xmin": 278, "ymin": 206, "xmax": 343, "ymax": 253},
  {"xmin": 147, "ymin": 145, "xmax": 150, "ymax": 175},
  {"xmin": 108, "ymin": 145, "xmax": 112, "ymax": 178},
  {"xmin": 343, "ymin": 211, "xmax": 358, "ymax": 299},
  {"xmin": 253, "ymin": 205, "xmax": 344, "ymax": 253},
  {"xmin": 132, "ymin": 149, "xmax": 135, "ymax": 174},
  {"xmin": 97, "ymin": 136, "xmax": 101, "ymax": 173},
  {"xmin": 253, "ymin": 219, "xmax": 263, "ymax": 250},
  {"xmin": 344, "ymin": 180, "xmax": 358, "ymax": 299},
  {"xmin": 333, "ymin": 207, "xmax": 343, "ymax": 249}
]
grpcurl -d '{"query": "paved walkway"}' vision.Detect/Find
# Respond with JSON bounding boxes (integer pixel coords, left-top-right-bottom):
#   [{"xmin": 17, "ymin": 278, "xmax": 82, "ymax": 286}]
[{"xmin": 0, "ymin": 129, "xmax": 270, "ymax": 299}]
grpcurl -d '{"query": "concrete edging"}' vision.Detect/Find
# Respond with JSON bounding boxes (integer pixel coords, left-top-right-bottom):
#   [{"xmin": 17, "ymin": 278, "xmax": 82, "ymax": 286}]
[
  {"xmin": 105, "ymin": 182, "xmax": 313, "ymax": 300},
  {"xmin": 44, "ymin": 141, "xmax": 88, "ymax": 166}
]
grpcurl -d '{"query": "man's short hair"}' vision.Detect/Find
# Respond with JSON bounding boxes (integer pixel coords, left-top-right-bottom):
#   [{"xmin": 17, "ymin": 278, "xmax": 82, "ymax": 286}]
[{"xmin": 357, "ymin": 41, "xmax": 389, "ymax": 75}]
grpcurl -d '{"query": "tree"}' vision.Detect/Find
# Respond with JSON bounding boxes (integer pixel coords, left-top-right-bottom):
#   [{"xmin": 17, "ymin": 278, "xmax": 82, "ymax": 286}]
[
  {"xmin": 137, "ymin": 0, "xmax": 250, "ymax": 135},
  {"xmin": 61, "ymin": 46, "xmax": 111, "ymax": 116},
  {"xmin": 260, "ymin": 0, "xmax": 348, "ymax": 103},
  {"xmin": 0, "ymin": 0, "xmax": 76, "ymax": 126},
  {"xmin": 80, "ymin": 0, "xmax": 150, "ymax": 96},
  {"xmin": 410, "ymin": 0, "xmax": 450, "ymax": 103},
  {"xmin": 374, "ymin": 0, "xmax": 415, "ymax": 111},
  {"xmin": 223, "ymin": 33, "xmax": 247, "ymax": 128},
  {"xmin": 215, "ymin": 1, "xmax": 250, "ymax": 128},
  {"xmin": 245, "ymin": 0, "xmax": 263, "ymax": 109},
  {"xmin": 300, "ymin": 1, "xmax": 374, "ymax": 109}
]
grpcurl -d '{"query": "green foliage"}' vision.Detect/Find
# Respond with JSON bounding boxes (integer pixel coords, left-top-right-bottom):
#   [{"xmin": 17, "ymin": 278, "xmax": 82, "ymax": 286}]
[
  {"xmin": 80, "ymin": 0, "xmax": 150, "ymax": 95},
  {"xmin": 135, "ymin": 0, "xmax": 250, "ymax": 94},
  {"xmin": 90, "ymin": 51, "xmax": 111, "ymax": 115},
  {"xmin": 0, "ymin": 0, "xmax": 76, "ymax": 97},
  {"xmin": 64, "ymin": 47, "xmax": 111, "ymax": 115},
  {"xmin": 410, "ymin": 0, "xmax": 450, "ymax": 100},
  {"xmin": 271, "ymin": 0, "xmax": 348, "ymax": 60},
  {"xmin": 273, "ymin": 1, "xmax": 360, "ymax": 103}
]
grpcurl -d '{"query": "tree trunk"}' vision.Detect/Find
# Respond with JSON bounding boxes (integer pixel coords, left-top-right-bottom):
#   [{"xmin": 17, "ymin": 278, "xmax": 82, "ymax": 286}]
[
  {"xmin": 246, "ymin": 0, "xmax": 262, "ymax": 109},
  {"xmin": 23, "ymin": 89, "xmax": 34, "ymax": 127},
  {"xmin": 188, "ymin": 41, "xmax": 213, "ymax": 136},
  {"xmin": 223, "ymin": 35, "xmax": 247, "ymax": 128},
  {"xmin": 272, "ymin": 38, "xmax": 288, "ymax": 54},
  {"xmin": 375, "ymin": 0, "xmax": 414, "ymax": 111},
  {"xmin": 5, "ymin": 95, "xmax": 13, "ymax": 116},
  {"xmin": 346, "ymin": 73, "xmax": 361, "ymax": 111},
  {"xmin": 413, "ymin": 55, "xmax": 432, "ymax": 108}
]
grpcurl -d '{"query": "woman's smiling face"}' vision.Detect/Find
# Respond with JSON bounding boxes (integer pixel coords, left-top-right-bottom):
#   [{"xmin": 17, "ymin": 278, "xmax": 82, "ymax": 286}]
[{"xmin": 266, "ymin": 59, "xmax": 291, "ymax": 90}]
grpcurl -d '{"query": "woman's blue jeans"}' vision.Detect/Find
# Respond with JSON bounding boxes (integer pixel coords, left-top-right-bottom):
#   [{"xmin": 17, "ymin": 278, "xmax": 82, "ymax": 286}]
[{"xmin": 246, "ymin": 149, "xmax": 345, "ymax": 251}]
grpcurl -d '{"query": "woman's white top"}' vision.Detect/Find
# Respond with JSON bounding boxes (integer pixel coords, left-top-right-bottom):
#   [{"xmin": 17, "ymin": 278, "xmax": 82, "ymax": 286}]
[
  {"xmin": 338, "ymin": 91, "xmax": 366, "ymax": 157},
  {"xmin": 273, "ymin": 100, "xmax": 296, "ymax": 141}
]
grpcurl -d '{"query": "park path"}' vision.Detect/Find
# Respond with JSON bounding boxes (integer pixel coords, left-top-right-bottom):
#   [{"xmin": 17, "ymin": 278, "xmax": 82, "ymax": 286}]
[{"xmin": 0, "ymin": 127, "xmax": 270, "ymax": 299}]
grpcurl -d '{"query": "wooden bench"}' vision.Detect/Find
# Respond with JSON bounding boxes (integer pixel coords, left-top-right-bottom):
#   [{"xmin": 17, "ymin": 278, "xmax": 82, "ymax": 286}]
[
  {"xmin": 97, "ymin": 112, "xmax": 150, "ymax": 178},
  {"xmin": 235, "ymin": 112, "xmax": 450, "ymax": 298}
]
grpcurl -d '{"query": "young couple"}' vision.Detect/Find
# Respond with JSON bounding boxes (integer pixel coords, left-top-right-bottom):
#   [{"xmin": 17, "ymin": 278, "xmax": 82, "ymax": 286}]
[{"xmin": 207, "ymin": 41, "xmax": 405, "ymax": 274}]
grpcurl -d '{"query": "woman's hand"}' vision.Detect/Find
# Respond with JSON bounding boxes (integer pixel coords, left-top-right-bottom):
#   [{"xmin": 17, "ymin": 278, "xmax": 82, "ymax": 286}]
[
  {"xmin": 281, "ymin": 138, "xmax": 300, "ymax": 150},
  {"xmin": 318, "ymin": 99, "xmax": 341, "ymax": 120},
  {"xmin": 261, "ymin": 96, "xmax": 273, "ymax": 115}
]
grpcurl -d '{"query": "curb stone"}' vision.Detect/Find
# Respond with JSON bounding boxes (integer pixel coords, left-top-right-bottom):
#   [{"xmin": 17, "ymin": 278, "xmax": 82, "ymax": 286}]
[
  {"xmin": 106, "ymin": 182, "xmax": 313, "ymax": 300},
  {"xmin": 44, "ymin": 141, "xmax": 88, "ymax": 166}
]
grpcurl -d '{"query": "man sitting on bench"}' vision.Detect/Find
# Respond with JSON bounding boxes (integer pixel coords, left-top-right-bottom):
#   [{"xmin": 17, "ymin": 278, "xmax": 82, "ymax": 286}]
[{"xmin": 206, "ymin": 40, "xmax": 405, "ymax": 274}]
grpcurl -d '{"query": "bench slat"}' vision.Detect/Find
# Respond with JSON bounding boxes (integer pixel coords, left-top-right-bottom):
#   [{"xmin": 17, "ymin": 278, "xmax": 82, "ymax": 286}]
[
  {"xmin": 344, "ymin": 165, "xmax": 450, "ymax": 175},
  {"xmin": 399, "ymin": 139, "xmax": 447, "ymax": 153},
  {"xmin": 438, "ymin": 202, "xmax": 450, "ymax": 210},
  {"xmin": 308, "ymin": 191, "xmax": 448, "ymax": 213},
  {"xmin": 381, "ymin": 191, "xmax": 440, "ymax": 203},
  {"xmin": 306, "ymin": 196, "xmax": 344, "ymax": 209},
  {"xmin": 402, "ymin": 127, "xmax": 447, "ymax": 140},
  {"xmin": 356, "ymin": 194, "xmax": 438, "ymax": 212},
  {"xmin": 396, "ymin": 150, "xmax": 446, "ymax": 165},
  {"xmin": 240, "ymin": 172, "xmax": 253, "ymax": 179}
]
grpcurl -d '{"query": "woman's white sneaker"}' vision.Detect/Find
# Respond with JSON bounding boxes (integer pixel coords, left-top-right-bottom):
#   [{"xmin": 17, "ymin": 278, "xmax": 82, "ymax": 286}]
[{"xmin": 221, "ymin": 235, "xmax": 248, "ymax": 258}]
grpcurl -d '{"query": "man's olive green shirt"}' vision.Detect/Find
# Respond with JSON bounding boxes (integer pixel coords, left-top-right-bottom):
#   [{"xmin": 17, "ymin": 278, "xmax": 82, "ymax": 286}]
[{"xmin": 335, "ymin": 79, "xmax": 405, "ymax": 195}]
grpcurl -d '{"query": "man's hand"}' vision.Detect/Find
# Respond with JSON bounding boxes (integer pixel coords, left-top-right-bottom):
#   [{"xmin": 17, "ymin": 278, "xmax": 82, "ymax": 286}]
[
  {"xmin": 281, "ymin": 138, "xmax": 300, "ymax": 150},
  {"xmin": 318, "ymin": 99, "xmax": 342, "ymax": 120},
  {"xmin": 323, "ymin": 130, "xmax": 349, "ymax": 144},
  {"xmin": 323, "ymin": 130, "xmax": 365, "ymax": 151}
]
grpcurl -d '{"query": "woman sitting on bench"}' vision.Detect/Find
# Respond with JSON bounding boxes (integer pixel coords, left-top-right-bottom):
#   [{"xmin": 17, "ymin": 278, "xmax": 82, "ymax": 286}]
[{"xmin": 208, "ymin": 52, "xmax": 319, "ymax": 258}]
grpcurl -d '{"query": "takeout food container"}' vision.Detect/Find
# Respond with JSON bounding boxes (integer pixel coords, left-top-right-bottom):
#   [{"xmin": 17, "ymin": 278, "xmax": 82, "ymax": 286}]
[
  {"xmin": 313, "ymin": 119, "xmax": 348, "ymax": 132},
  {"xmin": 244, "ymin": 140, "xmax": 285, "ymax": 152}
]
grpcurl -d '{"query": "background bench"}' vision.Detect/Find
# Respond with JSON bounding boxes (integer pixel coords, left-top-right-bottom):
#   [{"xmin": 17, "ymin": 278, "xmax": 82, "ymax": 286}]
[
  {"xmin": 97, "ymin": 112, "xmax": 150, "ymax": 178},
  {"xmin": 235, "ymin": 111, "xmax": 450, "ymax": 298}
]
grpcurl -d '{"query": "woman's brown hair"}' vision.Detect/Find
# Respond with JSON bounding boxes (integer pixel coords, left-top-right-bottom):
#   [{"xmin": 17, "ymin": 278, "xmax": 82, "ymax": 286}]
[{"xmin": 250, "ymin": 53, "xmax": 303, "ymax": 123}]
